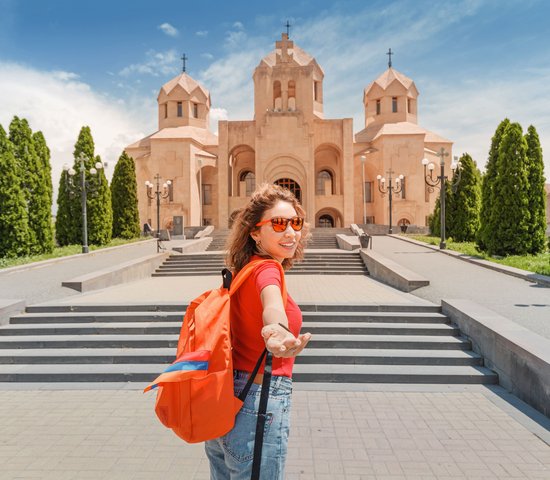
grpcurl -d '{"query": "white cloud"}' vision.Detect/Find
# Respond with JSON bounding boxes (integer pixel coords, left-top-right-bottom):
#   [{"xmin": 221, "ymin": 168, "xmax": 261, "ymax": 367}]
[
  {"xmin": 196, "ymin": 30, "xmax": 208, "ymax": 37},
  {"xmin": 0, "ymin": 62, "xmax": 155, "ymax": 208},
  {"xmin": 119, "ymin": 49, "xmax": 179, "ymax": 77},
  {"xmin": 158, "ymin": 22, "xmax": 179, "ymax": 37},
  {"xmin": 233, "ymin": 21, "xmax": 244, "ymax": 30},
  {"xmin": 421, "ymin": 74, "xmax": 550, "ymax": 173},
  {"xmin": 201, "ymin": 53, "xmax": 214, "ymax": 60}
]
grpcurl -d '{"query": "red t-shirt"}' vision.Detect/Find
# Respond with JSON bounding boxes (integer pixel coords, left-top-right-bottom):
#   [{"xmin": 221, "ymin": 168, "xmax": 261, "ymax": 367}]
[{"xmin": 230, "ymin": 256, "xmax": 302, "ymax": 378}]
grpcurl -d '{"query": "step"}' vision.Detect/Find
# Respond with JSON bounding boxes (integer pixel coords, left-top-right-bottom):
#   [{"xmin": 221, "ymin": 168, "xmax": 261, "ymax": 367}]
[
  {"xmin": 0, "ymin": 322, "xmax": 182, "ymax": 336},
  {"xmin": 301, "ymin": 311, "xmax": 448, "ymax": 323},
  {"xmin": 0, "ymin": 363, "xmax": 164, "ymax": 383},
  {"xmin": 307, "ymin": 334, "xmax": 470, "ymax": 350},
  {"xmin": 0, "ymin": 364, "xmax": 497, "ymax": 384},
  {"xmin": 25, "ymin": 304, "xmax": 186, "ymax": 313},
  {"xmin": 0, "ymin": 334, "xmax": 179, "ymax": 349},
  {"xmin": 0, "ymin": 348, "xmax": 176, "ymax": 364},
  {"xmin": 291, "ymin": 364, "xmax": 498, "ymax": 384},
  {"xmin": 300, "ymin": 322, "xmax": 458, "ymax": 336},
  {"xmin": 10, "ymin": 312, "xmax": 185, "ymax": 324},
  {"xmin": 296, "ymin": 348, "xmax": 483, "ymax": 366}
]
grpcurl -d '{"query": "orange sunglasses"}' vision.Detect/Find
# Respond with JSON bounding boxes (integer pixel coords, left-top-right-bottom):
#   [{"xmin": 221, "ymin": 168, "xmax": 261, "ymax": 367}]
[{"xmin": 255, "ymin": 216, "xmax": 305, "ymax": 232}]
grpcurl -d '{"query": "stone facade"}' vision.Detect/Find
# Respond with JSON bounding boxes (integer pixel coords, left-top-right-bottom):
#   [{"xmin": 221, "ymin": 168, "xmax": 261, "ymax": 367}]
[{"xmin": 126, "ymin": 33, "xmax": 453, "ymax": 233}]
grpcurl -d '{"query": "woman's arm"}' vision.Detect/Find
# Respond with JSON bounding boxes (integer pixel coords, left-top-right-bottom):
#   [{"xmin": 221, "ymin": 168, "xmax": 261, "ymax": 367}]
[{"xmin": 259, "ymin": 285, "xmax": 311, "ymax": 358}]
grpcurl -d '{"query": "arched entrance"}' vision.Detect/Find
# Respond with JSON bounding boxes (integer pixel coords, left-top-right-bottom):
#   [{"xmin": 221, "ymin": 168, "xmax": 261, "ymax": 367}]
[
  {"xmin": 274, "ymin": 178, "xmax": 301, "ymax": 202},
  {"xmin": 318, "ymin": 214, "xmax": 334, "ymax": 228}
]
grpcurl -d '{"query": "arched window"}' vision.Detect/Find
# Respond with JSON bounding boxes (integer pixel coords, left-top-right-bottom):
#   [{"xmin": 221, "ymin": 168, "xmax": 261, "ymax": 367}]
[
  {"xmin": 239, "ymin": 171, "xmax": 256, "ymax": 196},
  {"xmin": 273, "ymin": 81, "xmax": 282, "ymax": 110},
  {"xmin": 274, "ymin": 178, "xmax": 301, "ymax": 202},
  {"xmin": 316, "ymin": 170, "xmax": 333, "ymax": 195},
  {"xmin": 288, "ymin": 80, "xmax": 296, "ymax": 111}
]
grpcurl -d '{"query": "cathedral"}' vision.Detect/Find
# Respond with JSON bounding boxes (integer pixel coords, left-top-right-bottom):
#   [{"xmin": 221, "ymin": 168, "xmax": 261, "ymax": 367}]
[{"xmin": 125, "ymin": 33, "xmax": 453, "ymax": 234}]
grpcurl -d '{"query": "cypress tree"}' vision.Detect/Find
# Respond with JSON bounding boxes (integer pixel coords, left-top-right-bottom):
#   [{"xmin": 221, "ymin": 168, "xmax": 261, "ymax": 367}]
[
  {"xmin": 478, "ymin": 118, "xmax": 510, "ymax": 251},
  {"xmin": 31, "ymin": 131, "xmax": 54, "ymax": 253},
  {"xmin": 87, "ymin": 153, "xmax": 113, "ymax": 245},
  {"xmin": 55, "ymin": 168, "xmax": 79, "ymax": 246},
  {"xmin": 111, "ymin": 152, "xmax": 141, "ymax": 239},
  {"xmin": 450, "ymin": 153, "xmax": 481, "ymax": 242},
  {"xmin": 524, "ymin": 125, "xmax": 547, "ymax": 254},
  {"xmin": 55, "ymin": 126, "xmax": 112, "ymax": 246},
  {"xmin": 487, "ymin": 122, "xmax": 530, "ymax": 256},
  {"xmin": 8, "ymin": 116, "xmax": 41, "ymax": 254},
  {"xmin": 0, "ymin": 124, "xmax": 31, "ymax": 258}
]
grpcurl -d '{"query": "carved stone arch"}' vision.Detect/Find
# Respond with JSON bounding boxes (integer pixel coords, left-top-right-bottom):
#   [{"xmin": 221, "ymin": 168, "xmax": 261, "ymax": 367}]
[
  {"xmin": 263, "ymin": 154, "xmax": 307, "ymax": 188},
  {"xmin": 315, "ymin": 207, "xmax": 343, "ymax": 228},
  {"xmin": 228, "ymin": 144, "xmax": 255, "ymax": 197},
  {"xmin": 314, "ymin": 143, "xmax": 342, "ymax": 194}
]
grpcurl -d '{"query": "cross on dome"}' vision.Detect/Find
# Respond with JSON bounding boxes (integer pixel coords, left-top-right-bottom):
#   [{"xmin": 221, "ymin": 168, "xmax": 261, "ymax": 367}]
[
  {"xmin": 387, "ymin": 48, "xmax": 393, "ymax": 68},
  {"xmin": 181, "ymin": 53, "xmax": 188, "ymax": 73},
  {"xmin": 276, "ymin": 33, "xmax": 294, "ymax": 63},
  {"xmin": 285, "ymin": 20, "xmax": 292, "ymax": 37}
]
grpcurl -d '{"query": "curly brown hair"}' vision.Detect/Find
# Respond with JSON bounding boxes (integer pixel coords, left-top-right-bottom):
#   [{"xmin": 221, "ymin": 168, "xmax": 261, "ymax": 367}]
[{"xmin": 225, "ymin": 183, "xmax": 310, "ymax": 273}]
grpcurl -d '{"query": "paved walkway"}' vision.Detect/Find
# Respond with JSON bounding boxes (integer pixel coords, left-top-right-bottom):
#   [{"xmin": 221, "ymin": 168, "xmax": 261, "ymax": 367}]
[
  {"xmin": 0, "ymin": 385, "xmax": 548, "ymax": 479},
  {"xmin": 370, "ymin": 235, "xmax": 550, "ymax": 340},
  {"xmin": 1, "ymin": 239, "xmax": 549, "ymax": 479}
]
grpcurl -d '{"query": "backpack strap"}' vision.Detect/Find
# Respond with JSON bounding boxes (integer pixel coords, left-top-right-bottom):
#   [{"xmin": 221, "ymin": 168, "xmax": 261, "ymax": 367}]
[
  {"xmin": 251, "ymin": 350, "xmax": 272, "ymax": 480},
  {"xmin": 228, "ymin": 259, "xmax": 288, "ymax": 306}
]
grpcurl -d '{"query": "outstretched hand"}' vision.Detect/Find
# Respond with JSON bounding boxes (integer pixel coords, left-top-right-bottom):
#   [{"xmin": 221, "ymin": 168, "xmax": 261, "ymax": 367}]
[{"xmin": 261, "ymin": 323, "xmax": 312, "ymax": 358}]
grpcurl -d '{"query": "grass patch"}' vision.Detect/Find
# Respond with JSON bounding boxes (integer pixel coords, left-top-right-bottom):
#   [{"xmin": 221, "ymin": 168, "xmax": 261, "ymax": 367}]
[
  {"xmin": 0, "ymin": 237, "xmax": 148, "ymax": 270},
  {"xmin": 404, "ymin": 234, "xmax": 550, "ymax": 276}
]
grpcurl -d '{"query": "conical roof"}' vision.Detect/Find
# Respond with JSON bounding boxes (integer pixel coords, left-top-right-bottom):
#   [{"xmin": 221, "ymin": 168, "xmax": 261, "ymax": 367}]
[
  {"xmin": 159, "ymin": 72, "xmax": 209, "ymax": 98},
  {"xmin": 364, "ymin": 67, "xmax": 414, "ymax": 95}
]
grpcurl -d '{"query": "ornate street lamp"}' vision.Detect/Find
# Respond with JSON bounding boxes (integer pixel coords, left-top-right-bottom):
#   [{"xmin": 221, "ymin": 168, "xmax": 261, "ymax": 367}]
[
  {"xmin": 63, "ymin": 155, "xmax": 105, "ymax": 254},
  {"xmin": 422, "ymin": 148, "xmax": 460, "ymax": 249},
  {"xmin": 377, "ymin": 170, "xmax": 404, "ymax": 234},
  {"xmin": 360, "ymin": 155, "xmax": 367, "ymax": 224},
  {"xmin": 145, "ymin": 175, "xmax": 171, "ymax": 253}
]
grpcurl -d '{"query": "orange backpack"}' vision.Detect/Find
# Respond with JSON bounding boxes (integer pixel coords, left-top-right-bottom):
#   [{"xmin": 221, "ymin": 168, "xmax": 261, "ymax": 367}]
[{"xmin": 144, "ymin": 259, "xmax": 286, "ymax": 443}]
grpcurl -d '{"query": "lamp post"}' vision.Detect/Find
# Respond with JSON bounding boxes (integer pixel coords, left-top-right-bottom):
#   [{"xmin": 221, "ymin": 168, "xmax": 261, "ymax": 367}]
[
  {"xmin": 360, "ymin": 155, "xmax": 367, "ymax": 224},
  {"xmin": 376, "ymin": 170, "xmax": 404, "ymax": 234},
  {"xmin": 145, "ymin": 175, "xmax": 171, "ymax": 253},
  {"xmin": 63, "ymin": 155, "xmax": 105, "ymax": 254},
  {"xmin": 422, "ymin": 148, "xmax": 459, "ymax": 249}
]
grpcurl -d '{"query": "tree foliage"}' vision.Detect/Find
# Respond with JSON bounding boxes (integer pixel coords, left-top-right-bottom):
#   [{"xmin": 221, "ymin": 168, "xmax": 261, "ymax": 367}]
[
  {"xmin": 111, "ymin": 152, "xmax": 141, "ymax": 239},
  {"xmin": 478, "ymin": 119, "xmax": 510, "ymax": 251},
  {"xmin": 428, "ymin": 180, "xmax": 453, "ymax": 238},
  {"xmin": 0, "ymin": 124, "xmax": 31, "ymax": 258},
  {"xmin": 55, "ymin": 126, "xmax": 112, "ymax": 247},
  {"xmin": 524, "ymin": 125, "xmax": 547, "ymax": 254},
  {"xmin": 31, "ymin": 131, "xmax": 54, "ymax": 253},
  {"xmin": 450, "ymin": 153, "xmax": 481, "ymax": 242},
  {"xmin": 486, "ymin": 122, "xmax": 531, "ymax": 256},
  {"xmin": 8, "ymin": 116, "xmax": 42, "ymax": 254}
]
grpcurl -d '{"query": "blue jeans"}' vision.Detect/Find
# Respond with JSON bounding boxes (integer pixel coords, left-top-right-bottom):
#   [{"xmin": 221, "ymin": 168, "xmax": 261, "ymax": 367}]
[{"xmin": 204, "ymin": 370, "xmax": 292, "ymax": 480}]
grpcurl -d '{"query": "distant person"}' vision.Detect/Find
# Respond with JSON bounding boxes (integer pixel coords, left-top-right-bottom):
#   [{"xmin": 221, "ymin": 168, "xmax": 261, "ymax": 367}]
[{"xmin": 205, "ymin": 183, "xmax": 312, "ymax": 479}]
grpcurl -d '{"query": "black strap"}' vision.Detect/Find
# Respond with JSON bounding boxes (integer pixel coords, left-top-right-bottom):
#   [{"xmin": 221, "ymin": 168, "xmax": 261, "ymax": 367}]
[
  {"xmin": 222, "ymin": 268, "xmax": 233, "ymax": 289},
  {"xmin": 237, "ymin": 348, "xmax": 267, "ymax": 402},
  {"xmin": 251, "ymin": 350, "xmax": 272, "ymax": 480}
]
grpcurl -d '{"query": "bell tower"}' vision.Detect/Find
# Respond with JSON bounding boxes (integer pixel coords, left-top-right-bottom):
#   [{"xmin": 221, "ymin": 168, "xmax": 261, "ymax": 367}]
[{"xmin": 253, "ymin": 33, "xmax": 325, "ymax": 123}]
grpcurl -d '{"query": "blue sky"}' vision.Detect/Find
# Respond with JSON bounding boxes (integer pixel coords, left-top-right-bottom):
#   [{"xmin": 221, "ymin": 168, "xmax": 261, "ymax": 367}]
[{"xmin": 1, "ymin": 0, "xmax": 549, "ymax": 189}]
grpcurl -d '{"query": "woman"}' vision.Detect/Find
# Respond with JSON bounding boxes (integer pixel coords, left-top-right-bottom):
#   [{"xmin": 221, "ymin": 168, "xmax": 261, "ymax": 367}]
[{"xmin": 205, "ymin": 183, "xmax": 312, "ymax": 479}]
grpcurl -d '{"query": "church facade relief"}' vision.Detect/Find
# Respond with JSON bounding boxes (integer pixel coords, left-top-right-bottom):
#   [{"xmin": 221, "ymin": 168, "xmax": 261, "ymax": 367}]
[{"xmin": 126, "ymin": 33, "xmax": 453, "ymax": 232}]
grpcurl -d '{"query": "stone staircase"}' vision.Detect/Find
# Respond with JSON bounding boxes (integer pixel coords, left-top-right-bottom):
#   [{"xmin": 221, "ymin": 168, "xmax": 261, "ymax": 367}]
[
  {"xmin": 205, "ymin": 229, "xmax": 231, "ymax": 251},
  {"xmin": 153, "ymin": 251, "xmax": 368, "ymax": 276},
  {"xmin": 308, "ymin": 228, "xmax": 351, "ymax": 249},
  {"xmin": 0, "ymin": 303, "xmax": 497, "ymax": 385}
]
